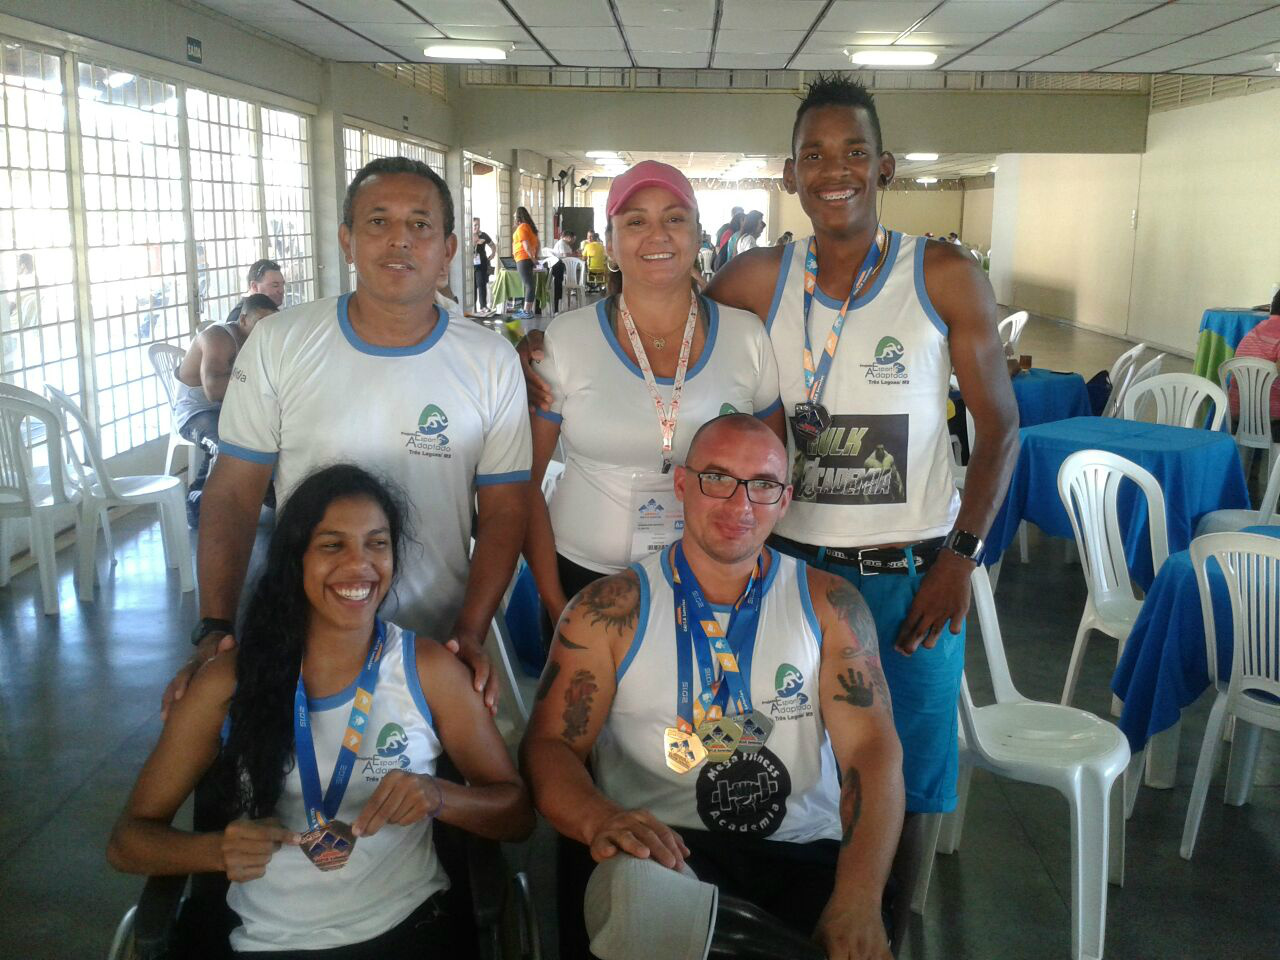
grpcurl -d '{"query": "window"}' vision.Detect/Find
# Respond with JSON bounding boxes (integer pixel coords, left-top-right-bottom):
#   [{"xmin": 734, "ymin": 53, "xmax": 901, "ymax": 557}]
[
  {"xmin": 262, "ymin": 107, "xmax": 313, "ymax": 308},
  {"xmin": 77, "ymin": 60, "xmax": 187, "ymax": 459},
  {"xmin": 519, "ymin": 172, "xmax": 545, "ymax": 235}
]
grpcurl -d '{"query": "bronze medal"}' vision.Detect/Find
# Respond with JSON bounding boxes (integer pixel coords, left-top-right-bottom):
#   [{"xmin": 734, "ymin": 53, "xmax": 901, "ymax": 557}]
[
  {"xmin": 696, "ymin": 716, "xmax": 744, "ymax": 764},
  {"xmin": 736, "ymin": 711, "xmax": 775, "ymax": 755},
  {"xmin": 300, "ymin": 819, "xmax": 357, "ymax": 872},
  {"xmin": 664, "ymin": 726, "xmax": 708, "ymax": 775},
  {"xmin": 791, "ymin": 402, "xmax": 831, "ymax": 445}
]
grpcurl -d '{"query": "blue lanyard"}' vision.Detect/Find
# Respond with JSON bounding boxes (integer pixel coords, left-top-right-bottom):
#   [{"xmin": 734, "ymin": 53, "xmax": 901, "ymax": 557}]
[
  {"xmin": 294, "ymin": 620, "xmax": 387, "ymax": 830},
  {"xmin": 672, "ymin": 543, "xmax": 763, "ymax": 730},
  {"xmin": 800, "ymin": 227, "xmax": 887, "ymax": 404}
]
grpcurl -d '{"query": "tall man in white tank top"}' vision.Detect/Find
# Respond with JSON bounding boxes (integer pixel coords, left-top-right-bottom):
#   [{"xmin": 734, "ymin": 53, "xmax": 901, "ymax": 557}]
[
  {"xmin": 702, "ymin": 76, "xmax": 1019, "ymax": 903},
  {"xmin": 523, "ymin": 414, "xmax": 903, "ymax": 960}
]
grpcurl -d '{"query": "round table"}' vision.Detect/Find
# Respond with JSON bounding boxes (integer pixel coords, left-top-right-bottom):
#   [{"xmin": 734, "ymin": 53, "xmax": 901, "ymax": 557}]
[
  {"xmin": 984, "ymin": 416, "xmax": 1250, "ymax": 590},
  {"xmin": 1011, "ymin": 368, "xmax": 1093, "ymax": 426},
  {"xmin": 1193, "ymin": 308, "xmax": 1268, "ymax": 379},
  {"xmin": 490, "ymin": 265, "xmax": 551, "ymax": 311}
]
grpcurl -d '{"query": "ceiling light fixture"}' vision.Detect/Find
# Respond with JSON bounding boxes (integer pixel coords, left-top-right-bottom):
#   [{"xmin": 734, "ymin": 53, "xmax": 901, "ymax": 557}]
[
  {"xmin": 423, "ymin": 43, "xmax": 507, "ymax": 60},
  {"xmin": 847, "ymin": 49, "xmax": 938, "ymax": 67},
  {"xmin": 915, "ymin": 177, "xmax": 938, "ymax": 185},
  {"xmin": 586, "ymin": 150, "xmax": 620, "ymax": 159},
  {"xmin": 905, "ymin": 152, "xmax": 938, "ymax": 162}
]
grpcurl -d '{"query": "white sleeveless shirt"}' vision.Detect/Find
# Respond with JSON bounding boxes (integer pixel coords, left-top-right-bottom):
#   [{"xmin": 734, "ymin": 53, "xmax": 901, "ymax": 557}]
[
  {"xmin": 767, "ymin": 233, "xmax": 960, "ymax": 548},
  {"xmin": 227, "ymin": 624, "xmax": 449, "ymax": 952},
  {"xmin": 593, "ymin": 547, "xmax": 842, "ymax": 843}
]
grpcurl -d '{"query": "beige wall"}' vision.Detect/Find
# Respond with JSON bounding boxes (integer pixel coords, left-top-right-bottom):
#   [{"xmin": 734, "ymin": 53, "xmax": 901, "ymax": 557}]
[
  {"xmin": 1127, "ymin": 88, "xmax": 1280, "ymax": 354},
  {"xmin": 961, "ymin": 188, "xmax": 994, "ymax": 252},
  {"xmin": 773, "ymin": 188, "xmax": 965, "ymax": 241},
  {"xmin": 998, "ymin": 153, "xmax": 1142, "ymax": 337}
]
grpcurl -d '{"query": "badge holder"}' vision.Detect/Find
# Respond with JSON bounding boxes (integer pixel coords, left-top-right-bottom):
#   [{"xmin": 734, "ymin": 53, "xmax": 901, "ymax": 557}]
[{"xmin": 627, "ymin": 470, "xmax": 683, "ymax": 564}]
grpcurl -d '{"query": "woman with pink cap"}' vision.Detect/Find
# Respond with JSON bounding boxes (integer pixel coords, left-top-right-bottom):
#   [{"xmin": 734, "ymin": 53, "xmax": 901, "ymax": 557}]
[{"xmin": 524, "ymin": 160, "xmax": 785, "ymax": 632}]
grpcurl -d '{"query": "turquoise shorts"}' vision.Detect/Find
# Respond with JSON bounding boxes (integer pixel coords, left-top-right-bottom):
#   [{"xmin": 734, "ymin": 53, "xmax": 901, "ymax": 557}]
[{"xmin": 773, "ymin": 540, "xmax": 964, "ymax": 814}]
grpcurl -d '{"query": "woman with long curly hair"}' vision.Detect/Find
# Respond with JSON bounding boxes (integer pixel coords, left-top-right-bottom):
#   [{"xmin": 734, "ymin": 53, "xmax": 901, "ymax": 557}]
[
  {"xmin": 109, "ymin": 463, "xmax": 533, "ymax": 957},
  {"xmin": 512, "ymin": 205, "xmax": 541, "ymax": 320}
]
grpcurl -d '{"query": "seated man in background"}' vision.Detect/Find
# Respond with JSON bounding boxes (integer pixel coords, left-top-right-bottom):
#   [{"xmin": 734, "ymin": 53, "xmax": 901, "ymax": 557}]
[
  {"xmin": 551, "ymin": 230, "xmax": 579, "ymax": 312},
  {"xmin": 225, "ymin": 258, "xmax": 285, "ymax": 323},
  {"xmin": 174, "ymin": 293, "xmax": 278, "ymax": 526},
  {"xmin": 581, "ymin": 231, "xmax": 607, "ymax": 286},
  {"xmin": 1228, "ymin": 288, "xmax": 1280, "ymax": 436},
  {"xmin": 522, "ymin": 414, "xmax": 902, "ymax": 960}
]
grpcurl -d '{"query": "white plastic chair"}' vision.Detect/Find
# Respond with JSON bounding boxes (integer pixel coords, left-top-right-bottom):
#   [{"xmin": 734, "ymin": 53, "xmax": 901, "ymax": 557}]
[
  {"xmin": 1217, "ymin": 355, "xmax": 1279, "ymax": 480},
  {"xmin": 1194, "ymin": 452, "xmax": 1280, "ymax": 537},
  {"xmin": 997, "ymin": 310, "xmax": 1029, "ymax": 353},
  {"xmin": 914, "ymin": 566, "xmax": 1129, "ymax": 960},
  {"xmin": 1057, "ymin": 450, "xmax": 1170, "ymax": 713},
  {"xmin": 1107, "ymin": 352, "xmax": 1165, "ymax": 420},
  {"xmin": 1101, "ymin": 343, "xmax": 1146, "ymax": 419},
  {"xmin": 1122, "ymin": 372, "xmax": 1227, "ymax": 431},
  {"xmin": 560, "ymin": 257, "xmax": 586, "ymax": 313},
  {"xmin": 0, "ymin": 390, "xmax": 80, "ymax": 614},
  {"xmin": 44, "ymin": 385, "xmax": 194, "ymax": 599},
  {"xmin": 1182, "ymin": 532, "xmax": 1280, "ymax": 859},
  {"xmin": 147, "ymin": 342, "xmax": 201, "ymax": 482}
]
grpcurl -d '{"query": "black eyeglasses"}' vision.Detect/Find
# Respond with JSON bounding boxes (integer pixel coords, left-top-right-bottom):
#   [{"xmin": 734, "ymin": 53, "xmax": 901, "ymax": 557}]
[{"xmin": 694, "ymin": 470, "xmax": 786, "ymax": 505}]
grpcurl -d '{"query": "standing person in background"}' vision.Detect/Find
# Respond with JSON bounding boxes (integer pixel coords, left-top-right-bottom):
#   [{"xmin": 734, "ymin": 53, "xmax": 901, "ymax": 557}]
[
  {"xmin": 734, "ymin": 211, "xmax": 766, "ymax": 258},
  {"xmin": 225, "ymin": 259, "xmax": 286, "ymax": 323},
  {"xmin": 713, "ymin": 208, "xmax": 744, "ymax": 271},
  {"xmin": 472, "ymin": 218, "xmax": 495, "ymax": 315},
  {"xmin": 513, "ymin": 206, "xmax": 540, "ymax": 321}
]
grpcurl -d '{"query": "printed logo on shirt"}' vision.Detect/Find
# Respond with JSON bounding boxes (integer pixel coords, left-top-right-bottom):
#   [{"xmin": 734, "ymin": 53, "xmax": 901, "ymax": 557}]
[
  {"xmin": 861, "ymin": 336, "xmax": 909, "ymax": 385},
  {"xmin": 791, "ymin": 413, "xmax": 907, "ymax": 505},
  {"xmin": 360, "ymin": 722, "xmax": 412, "ymax": 782},
  {"xmin": 757, "ymin": 663, "xmax": 815, "ymax": 722},
  {"xmin": 230, "ymin": 366, "xmax": 247, "ymax": 384},
  {"xmin": 720, "ymin": 403, "xmax": 739, "ymax": 416},
  {"xmin": 401, "ymin": 403, "xmax": 453, "ymax": 460},
  {"xmin": 696, "ymin": 746, "xmax": 791, "ymax": 836}
]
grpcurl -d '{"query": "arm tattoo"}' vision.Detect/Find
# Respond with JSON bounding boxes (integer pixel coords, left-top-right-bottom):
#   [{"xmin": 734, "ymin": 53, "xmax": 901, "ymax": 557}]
[
  {"xmin": 560, "ymin": 669, "xmax": 599, "ymax": 742},
  {"xmin": 827, "ymin": 583, "xmax": 878, "ymax": 653},
  {"xmin": 833, "ymin": 668, "xmax": 875, "ymax": 708},
  {"xmin": 534, "ymin": 659, "xmax": 560, "ymax": 703},
  {"xmin": 840, "ymin": 767, "xmax": 863, "ymax": 848},
  {"xmin": 829, "ymin": 581, "xmax": 890, "ymax": 709},
  {"xmin": 556, "ymin": 631, "xmax": 587, "ymax": 650},
  {"xmin": 573, "ymin": 574, "xmax": 640, "ymax": 636}
]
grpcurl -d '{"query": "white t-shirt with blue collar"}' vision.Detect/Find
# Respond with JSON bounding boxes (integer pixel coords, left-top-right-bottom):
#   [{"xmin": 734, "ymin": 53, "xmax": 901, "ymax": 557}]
[{"xmin": 219, "ymin": 293, "xmax": 532, "ymax": 640}]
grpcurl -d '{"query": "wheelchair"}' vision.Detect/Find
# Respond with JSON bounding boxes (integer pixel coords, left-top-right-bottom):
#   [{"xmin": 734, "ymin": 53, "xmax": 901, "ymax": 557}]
[{"xmin": 106, "ymin": 757, "xmax": 540, "ymax": 960}]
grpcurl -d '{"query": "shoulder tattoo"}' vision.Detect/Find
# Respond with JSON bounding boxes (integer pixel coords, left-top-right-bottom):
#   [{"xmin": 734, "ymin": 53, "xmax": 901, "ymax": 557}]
[{"xmin": 571, "ymin": 573, "xmax": 640, "ymax": 637}]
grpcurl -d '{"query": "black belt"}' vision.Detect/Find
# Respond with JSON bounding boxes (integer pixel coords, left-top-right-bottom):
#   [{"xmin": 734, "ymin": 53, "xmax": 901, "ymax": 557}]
[{"xmin": 768, "ymin": 535, "xmax": 946, "ymax": 576}]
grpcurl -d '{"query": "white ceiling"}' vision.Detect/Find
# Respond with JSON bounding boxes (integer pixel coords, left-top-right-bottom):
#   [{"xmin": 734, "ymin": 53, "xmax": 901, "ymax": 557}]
[
  {"xmin": 199, "ymin": 0, "xmax": 1280, "ymax": 75},
  {"xmin": 551, "ymin": 149, "xmax": 999, "ymax": 180}
]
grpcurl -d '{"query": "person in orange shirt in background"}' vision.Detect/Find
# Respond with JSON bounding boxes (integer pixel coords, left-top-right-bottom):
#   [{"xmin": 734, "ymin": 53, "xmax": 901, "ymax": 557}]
[
  {"xmin": 1227, "ymin": 289, "xmax": 1280, "ymax": 435},
  {"xmin": 513, "ymin": 206, "xmax": 541, "ymax": 321}
]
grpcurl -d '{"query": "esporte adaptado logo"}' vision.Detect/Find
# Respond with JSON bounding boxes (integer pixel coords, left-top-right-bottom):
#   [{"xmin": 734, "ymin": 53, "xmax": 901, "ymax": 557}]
[
  {"xmin": 863, "ymin": 336, "xmax": 909, "ymax": 384},
  {"xmin": 362, "ymin": 721, "xmax": 412, "ymax": 781},
  {"xmin": 402, "ymin": 403, "xmax": 452, "ymax": 458}
]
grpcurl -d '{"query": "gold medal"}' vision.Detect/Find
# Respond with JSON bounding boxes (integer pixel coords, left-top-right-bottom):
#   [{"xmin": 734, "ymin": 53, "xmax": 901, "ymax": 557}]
[
  {"xmin": 696, "ymin": 716, "xmax": 744, "ymax": 764},
  {"xmin": 664, "ymin": 726, "xmax": 708, "ymax": 775},
  {"xmin": 300, "ymin": 819, "xmax": 357, "ymax": 872}
]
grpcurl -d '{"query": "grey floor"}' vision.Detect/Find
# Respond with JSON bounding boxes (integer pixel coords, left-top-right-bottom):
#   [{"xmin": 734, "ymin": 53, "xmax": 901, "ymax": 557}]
[{"xmin": 1, "ymin": 316, "xmax": 1275, "ymax": 960}]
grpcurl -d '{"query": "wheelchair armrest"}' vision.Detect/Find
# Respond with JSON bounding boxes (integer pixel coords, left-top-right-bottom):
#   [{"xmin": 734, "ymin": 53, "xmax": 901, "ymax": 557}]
[
  {"xmin": 132, "ymin": 874, "xmax": 188, "ymax": 960},
  {"xmin": 466, "ymin": 835, "xmax": 509, "ymax": 930}
]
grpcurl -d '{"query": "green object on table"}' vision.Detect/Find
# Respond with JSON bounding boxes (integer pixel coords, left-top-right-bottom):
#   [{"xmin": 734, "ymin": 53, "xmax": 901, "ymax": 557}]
[
  {"xmin": 490, "ymin": 265, "xmax": 551, "ymax": 311},
  {"xmin": 1193, "ymin": 329, "xmax": 1233, "ymax": 380}
]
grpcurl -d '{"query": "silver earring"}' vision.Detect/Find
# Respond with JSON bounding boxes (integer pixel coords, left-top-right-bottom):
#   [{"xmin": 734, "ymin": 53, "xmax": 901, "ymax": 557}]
[{"xmin": 606, "ymin": 257, "xmax": 620, "ymax": 273}]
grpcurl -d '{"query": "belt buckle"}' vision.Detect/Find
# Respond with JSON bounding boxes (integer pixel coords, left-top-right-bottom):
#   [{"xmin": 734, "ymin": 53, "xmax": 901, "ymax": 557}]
[{"xmin": 855, "ymin": 547, "xmax": 880, "ymax": 577}]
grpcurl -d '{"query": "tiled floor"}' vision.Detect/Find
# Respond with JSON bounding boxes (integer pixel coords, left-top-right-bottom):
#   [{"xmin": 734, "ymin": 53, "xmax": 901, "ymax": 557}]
[{"xmin": 1, "ymin": 315, "xmax": 1275, "ymax": 960}]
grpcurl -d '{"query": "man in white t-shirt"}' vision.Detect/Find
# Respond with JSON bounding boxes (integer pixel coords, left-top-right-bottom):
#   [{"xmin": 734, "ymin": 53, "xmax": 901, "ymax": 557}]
[
  {"xmin": 735, "ymin": 210, "xmax": 765, "ymax": 257},
  {"xmin": 166, "ymin": 157, "xmax": 532, "ymax": 716}
]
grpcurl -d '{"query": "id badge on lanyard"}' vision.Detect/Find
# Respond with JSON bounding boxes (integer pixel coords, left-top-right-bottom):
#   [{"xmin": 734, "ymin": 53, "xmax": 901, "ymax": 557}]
[{"xmin": 627, "ymin": 470, "xmax": 683, "ymax": 563}]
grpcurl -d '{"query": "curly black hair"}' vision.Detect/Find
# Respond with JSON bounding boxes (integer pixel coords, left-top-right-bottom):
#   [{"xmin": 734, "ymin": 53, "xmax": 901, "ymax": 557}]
[
  {"xmin": 792, "ymin": 73, "xmax": 883, "ymax": 157},
  {"xmin": 216, "ymin": 463, "xmax": 411, "ymax": 819}
]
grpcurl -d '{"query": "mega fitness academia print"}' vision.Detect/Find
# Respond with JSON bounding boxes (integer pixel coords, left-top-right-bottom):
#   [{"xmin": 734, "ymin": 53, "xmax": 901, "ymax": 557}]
[
  {"xmin": 401, "ymin": 403, "xmax": 454, "ymax": 460},
  {"xmin": 696, "ymin": 746, "xmax": 792, "ymax": 836},
  {"xmin": 791, "ymin": 413, "xmax": 908, "ymax": 505}
]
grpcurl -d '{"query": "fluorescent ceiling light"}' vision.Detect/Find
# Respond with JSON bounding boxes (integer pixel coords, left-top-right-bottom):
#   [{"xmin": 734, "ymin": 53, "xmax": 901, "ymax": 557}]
[
  {"xmin": 904, "ymin": 152, "xmax": 938, "ymax": 162},
  {"xmin": 849, "ymin": 49, "xmax": 938, "ymax": 67},
  {"xmin": 424, "ymin": 43, "xmax": 507, "ymax": 60},
  {"xmin": 915, "ymin": 177, "xmax": 938, "ymax": 185},
  {"xmin": 586, "ymin": 150, "xmax": 620, "ymax": 159}
]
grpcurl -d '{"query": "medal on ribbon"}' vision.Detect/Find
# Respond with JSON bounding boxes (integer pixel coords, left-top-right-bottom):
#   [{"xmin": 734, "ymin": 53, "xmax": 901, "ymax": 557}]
[
  {"xmin": 735, "ymin": 710, "xmax": 775, "ymax": 755},
  {"xmin": 664, "ymin": 725, "xmax": 708, "ymax": 774}
]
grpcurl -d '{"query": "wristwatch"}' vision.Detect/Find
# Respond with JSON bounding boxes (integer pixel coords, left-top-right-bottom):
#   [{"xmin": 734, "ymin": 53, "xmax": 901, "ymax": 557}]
[
  {"xmin": 941, "ymin": 529, "xmax": 985, "ymax": 563},
  {"xmin": 190, "ymin": 617, "xmax": 234, "ymax": 647}
]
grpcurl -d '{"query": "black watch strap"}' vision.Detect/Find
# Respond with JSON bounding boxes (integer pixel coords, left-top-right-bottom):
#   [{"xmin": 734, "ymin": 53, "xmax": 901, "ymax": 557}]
[{"xmin": 191, "ymin": 617, "xmax": 234, "ymax": 646}]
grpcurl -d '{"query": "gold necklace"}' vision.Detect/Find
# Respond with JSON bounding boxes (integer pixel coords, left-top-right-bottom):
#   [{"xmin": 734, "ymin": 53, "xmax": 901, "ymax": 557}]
[{"xmin": 633, "ymin": 318, "xmax": 691, "ymax": 351}]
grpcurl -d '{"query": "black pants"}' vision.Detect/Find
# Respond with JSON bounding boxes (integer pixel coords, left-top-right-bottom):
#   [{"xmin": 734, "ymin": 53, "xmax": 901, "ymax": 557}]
[
  {"xmin": 232, "ymin": 891, "xmax": 468, "ymax": 959},
  {"xmin": 551, "ymin": 260, "xmax": 566, "ymax": 311},
  {"xmin": 473, "ymin": 265, "xmax": 490, "ymax": 309},
  {"xmin": 556, "ymin": 831, "xmax": 839, "ymax": 960},
  {"xmin": 539, "ymin": 553, "xmax": 608, "ymax": 647},
  {"xmin": 517, "ymin": 258, "xmax": 536, "ymax": 308}
]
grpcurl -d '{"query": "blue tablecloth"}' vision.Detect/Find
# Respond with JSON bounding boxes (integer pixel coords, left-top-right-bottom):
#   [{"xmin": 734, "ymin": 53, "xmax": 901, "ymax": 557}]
[
  {"xmin": 1112, "ymin": 525, "xmax": 1280, "ymax": 755},
  {"xmin": 1193, "ymin": 308, "xmax": 1268, "ymax": 379},
  {"xmin": 1011, "ymin": 368, "xmax": 1093, "ymax": 427},
  {"xmin": 984, "ymin": 417, "xmax": 1250, "ymax": 589}
]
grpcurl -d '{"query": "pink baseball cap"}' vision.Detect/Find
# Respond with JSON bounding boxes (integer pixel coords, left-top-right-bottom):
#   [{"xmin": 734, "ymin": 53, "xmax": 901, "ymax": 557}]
[{"xmin": 606, "ymin": 160, "xmax": 698, "ymax": 218}]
